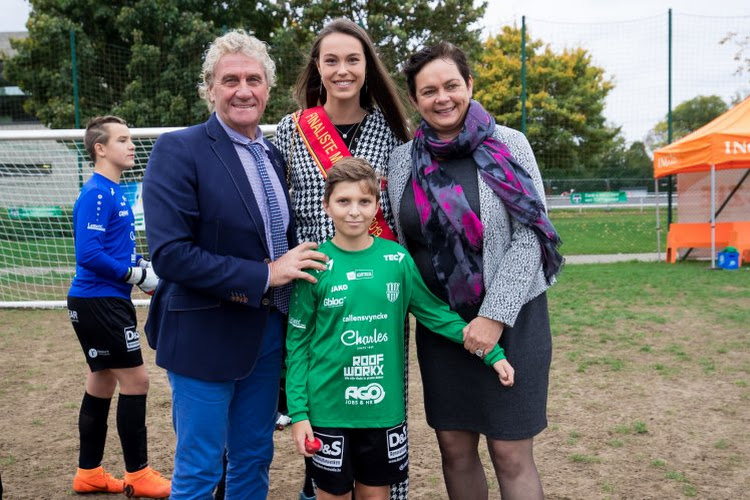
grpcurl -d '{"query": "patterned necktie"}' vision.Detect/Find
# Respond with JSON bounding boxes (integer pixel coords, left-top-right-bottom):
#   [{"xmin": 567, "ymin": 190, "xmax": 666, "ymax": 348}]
[{"xmin": 245, "ymin": 143, "xmax": 291, "ymax": 313}]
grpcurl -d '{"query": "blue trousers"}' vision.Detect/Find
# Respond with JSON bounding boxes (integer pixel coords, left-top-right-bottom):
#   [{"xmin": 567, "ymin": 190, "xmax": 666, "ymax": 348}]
[{"xmin": 168, "ymin": 311, "xmax": 283, "ymax": 499}]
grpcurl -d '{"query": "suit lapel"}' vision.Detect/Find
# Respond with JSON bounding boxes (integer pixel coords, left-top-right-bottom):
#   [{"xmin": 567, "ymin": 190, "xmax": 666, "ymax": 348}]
[{"xmin": 206, "ymin": 115, "xmax": 270, "ymax": 255}]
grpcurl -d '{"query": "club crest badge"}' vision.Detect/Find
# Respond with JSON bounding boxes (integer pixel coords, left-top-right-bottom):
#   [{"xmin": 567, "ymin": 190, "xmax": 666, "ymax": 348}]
[{"xmin": 386, "ymin": 282, "xmax": 400, "ymax": 303}]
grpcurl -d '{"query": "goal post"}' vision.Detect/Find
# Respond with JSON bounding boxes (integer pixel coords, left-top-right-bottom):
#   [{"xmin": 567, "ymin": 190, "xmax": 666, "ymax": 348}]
[{"xmin": 0, "ymin": 124, "xmax": 277, "ymax": 308}]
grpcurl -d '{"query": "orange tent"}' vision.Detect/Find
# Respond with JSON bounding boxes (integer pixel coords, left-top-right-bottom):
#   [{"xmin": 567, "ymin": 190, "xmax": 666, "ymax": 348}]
[
  {"xmin": 653, "ymin": 96, "xmax": 750, "ymax": 267},
  {"xmin": 654, "ymin": 95, "xmax": 750, "ymax": 178}
]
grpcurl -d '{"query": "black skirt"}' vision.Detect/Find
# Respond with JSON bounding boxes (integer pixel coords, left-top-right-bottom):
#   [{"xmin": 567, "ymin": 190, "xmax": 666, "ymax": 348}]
[{"xmin": 415, "ymin": 292, "xmax": 552, "ymax": 440}]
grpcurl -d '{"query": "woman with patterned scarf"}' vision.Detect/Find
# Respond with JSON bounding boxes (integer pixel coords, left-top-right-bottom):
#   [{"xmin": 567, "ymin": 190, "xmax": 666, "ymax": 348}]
[{"xmin": 387, "ymin": 42, "xmax": 563, "ymax": 500}]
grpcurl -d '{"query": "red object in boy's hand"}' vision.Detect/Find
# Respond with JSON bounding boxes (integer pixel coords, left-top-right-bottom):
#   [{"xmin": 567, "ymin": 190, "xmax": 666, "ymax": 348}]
[{"xmin": 305, "ymin": 437, "xmax": 322, "ymax": 454}]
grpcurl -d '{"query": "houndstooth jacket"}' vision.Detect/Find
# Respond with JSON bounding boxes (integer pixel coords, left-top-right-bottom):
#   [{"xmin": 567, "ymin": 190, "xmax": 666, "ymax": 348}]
[
  {"xmin": 387, "ymin": 125, "xmax": 552, "ymax": 327},
  {"xmin": 275, "ymin": 109, "xmax": 401, "ymax": 244}
]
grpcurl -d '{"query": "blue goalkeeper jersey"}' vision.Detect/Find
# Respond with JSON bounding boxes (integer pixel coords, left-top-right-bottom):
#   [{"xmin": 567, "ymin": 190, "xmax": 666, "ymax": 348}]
[{"xmin": 68, "ymin": 173, "xmax": 138, "ymax": 299}]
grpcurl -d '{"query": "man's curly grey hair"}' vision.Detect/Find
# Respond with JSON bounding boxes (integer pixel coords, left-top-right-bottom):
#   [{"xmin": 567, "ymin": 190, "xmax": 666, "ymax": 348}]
[{"xmin": 198, "ymin": 29, "xmax": 277, "ymax": 112}]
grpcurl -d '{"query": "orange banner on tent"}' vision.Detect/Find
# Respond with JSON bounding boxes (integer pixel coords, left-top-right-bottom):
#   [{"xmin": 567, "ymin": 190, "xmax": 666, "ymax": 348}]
[{"xmin": 653, "ymin": 96, "xmax": 750, "ymax": 178}]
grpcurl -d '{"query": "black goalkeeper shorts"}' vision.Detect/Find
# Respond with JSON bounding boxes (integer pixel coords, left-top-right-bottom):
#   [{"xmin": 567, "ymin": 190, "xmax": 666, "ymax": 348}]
[{"xmin": 67, "ymin": 296, "xmax": 143, "ymax": 372}]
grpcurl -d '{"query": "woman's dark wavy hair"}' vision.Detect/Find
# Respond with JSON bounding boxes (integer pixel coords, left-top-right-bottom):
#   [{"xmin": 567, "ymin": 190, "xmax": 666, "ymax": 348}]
[
  {"xmin": 294, "ymin": 18, "xmax": 410, "ymax": 143},
  {"xmin": 403, "ymin": 42, "xmax": 472, "ymax": 101}
]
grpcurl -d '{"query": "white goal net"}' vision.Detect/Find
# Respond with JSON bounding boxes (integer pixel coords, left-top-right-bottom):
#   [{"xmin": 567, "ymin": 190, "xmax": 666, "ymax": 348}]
[{"xmin": 0, "ymin": 125, "xmax": 276, "ymax": 308}]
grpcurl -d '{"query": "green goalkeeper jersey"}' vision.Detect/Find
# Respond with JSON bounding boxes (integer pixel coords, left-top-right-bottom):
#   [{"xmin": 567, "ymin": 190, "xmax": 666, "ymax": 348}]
[{"xmin": 286, "ymin": 237, "xmax": 505, "ymax": 428}]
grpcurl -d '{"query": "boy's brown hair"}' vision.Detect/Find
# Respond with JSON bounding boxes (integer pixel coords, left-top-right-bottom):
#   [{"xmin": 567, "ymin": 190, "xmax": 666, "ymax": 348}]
[
  {"xmin": 83, "ymin": 115, "xmax": 127, "ymax": 162},
  {"xmin": 324, "ymin": 157, "xmax": 380, "ymax": 203}
]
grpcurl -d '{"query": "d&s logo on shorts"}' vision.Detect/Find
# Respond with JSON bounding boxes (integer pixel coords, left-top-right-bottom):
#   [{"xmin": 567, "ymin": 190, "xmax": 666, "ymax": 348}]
[
  {"xmin": 311, "ymin": 433, "xmax": 344, "ymax": 470},
  {"xmin": 88, "ymin": 348, "xmax": 98, "ymax": 358},
  {"xmin": 387, "ymin": 423, "xmax": 408, "ymax": 462},
  {"xmin": 124, "ymin": 325, "xmax": 140, "ymax": 352}
]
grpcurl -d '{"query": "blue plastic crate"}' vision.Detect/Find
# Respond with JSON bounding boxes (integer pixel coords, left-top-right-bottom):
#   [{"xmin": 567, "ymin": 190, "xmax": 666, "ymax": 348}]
[{"xmin": 717, "ymin": 251, "xmax": 739, "ymax": 270}]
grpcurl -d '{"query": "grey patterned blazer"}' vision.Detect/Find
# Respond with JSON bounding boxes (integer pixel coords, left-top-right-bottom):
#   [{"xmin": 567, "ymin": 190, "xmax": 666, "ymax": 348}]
[{"xmin": 387, "ymin": 125, "xmax": 551, "ymax": 327}]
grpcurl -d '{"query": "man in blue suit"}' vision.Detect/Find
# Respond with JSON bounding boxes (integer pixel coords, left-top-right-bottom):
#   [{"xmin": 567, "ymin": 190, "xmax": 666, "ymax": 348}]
[{"xmin": 142, "ymin": 30, "xmax": 328, "ymax": 499}]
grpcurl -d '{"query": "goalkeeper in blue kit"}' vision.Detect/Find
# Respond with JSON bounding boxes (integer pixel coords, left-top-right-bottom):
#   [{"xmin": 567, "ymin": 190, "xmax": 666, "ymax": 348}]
[
  {"xmin": 66, "ymin": 116, "xmax": 170, "ymax": 498},
  {"xmin": 286, "ymin": 157, "xmax": 514, "ymax": 500}
]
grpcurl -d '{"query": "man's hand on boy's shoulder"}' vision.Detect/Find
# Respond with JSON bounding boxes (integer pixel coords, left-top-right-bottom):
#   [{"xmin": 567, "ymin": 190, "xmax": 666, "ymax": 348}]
[{"xmin": 268, "ymin": 242, "xmax": 328, "ymax": 286}]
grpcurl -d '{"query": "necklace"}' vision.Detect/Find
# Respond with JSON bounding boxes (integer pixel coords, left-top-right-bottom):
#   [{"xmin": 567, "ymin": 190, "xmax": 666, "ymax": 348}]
[
  {"xmin": 332, "ymin": 116, "xmax": 367, "ymax": 153},
  {"xmin": 333, "ymin": 120, "xmax": 362, "ymax": 140},
  {"xmin": 333, "ymin": 123, "xmax": 354, "ymax": 139}
]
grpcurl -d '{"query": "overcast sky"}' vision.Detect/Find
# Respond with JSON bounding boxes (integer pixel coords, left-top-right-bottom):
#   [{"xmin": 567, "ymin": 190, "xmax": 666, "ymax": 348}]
[
  {"xmin": 484, "ymin": 0, "xmax": 749, "ymax": 24},
  {"xmin": 484, "ymin": 1, "xmax": 750, "ymax": 142},
  {"xmin": 3, "ymin": 0, "xmax": 750, "ymax": 142}
]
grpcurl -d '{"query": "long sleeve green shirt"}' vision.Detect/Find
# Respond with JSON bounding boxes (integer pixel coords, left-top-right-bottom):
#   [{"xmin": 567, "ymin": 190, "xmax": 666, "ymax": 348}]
[{"xmin": 286, "ymin": 237, "xmax": 505, "ymax": 428}]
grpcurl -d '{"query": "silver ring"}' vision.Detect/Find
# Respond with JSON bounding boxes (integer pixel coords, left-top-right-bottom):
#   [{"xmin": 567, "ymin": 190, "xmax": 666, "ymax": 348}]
[{"xmin": 475, "ymin": 348, "xmax": 484, "ymax": 358}]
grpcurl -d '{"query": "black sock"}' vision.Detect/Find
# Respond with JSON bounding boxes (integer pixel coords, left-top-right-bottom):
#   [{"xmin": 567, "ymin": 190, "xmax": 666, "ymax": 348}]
[
  {"xmin": 116, "ymin": 393, "xmax": 149, "ymax": 473},
  {"xmin": 78, "ymin": 392, "xmax": 112, "ymax": 469},
  {"xmin": 302, "ymin": 465, "xmax": 315, "ymax": 497}
]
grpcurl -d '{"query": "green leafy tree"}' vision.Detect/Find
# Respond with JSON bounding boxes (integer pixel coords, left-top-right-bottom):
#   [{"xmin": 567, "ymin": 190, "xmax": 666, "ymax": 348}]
[
  {"xmin": 279, "ymin": 0, "xmax": 486, "ymax": 76},
  {"xmin": 265, "ymin": 0, "xmax": 488, "ymax": 122},
  {"xmin": 4, "ymin": 0, "xmax": 284, "ymax": 128},
  {"xmin": 473, "ymin": 26, "xmax": 620, "ymax": 178},
  {"xmin": 645, "ymin": 95, "xmax": 728, "ymax": 151},
  {"xmin": 5, "ymin": 0, "xmax": 488, "ymax": 128},
  {"xmin": 599, "ymin": 139, "xmax": 653, "ymax": 180}
]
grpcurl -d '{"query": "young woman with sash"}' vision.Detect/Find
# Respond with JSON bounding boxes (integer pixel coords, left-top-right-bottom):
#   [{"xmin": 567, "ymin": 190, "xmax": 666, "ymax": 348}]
[
  {"xmin": 275, "ymin": 17, "xmax": 411, "ymax": 500},
  {"xmin": 275, "ymin": 17, "xmax": 410, "ymax": 246}
]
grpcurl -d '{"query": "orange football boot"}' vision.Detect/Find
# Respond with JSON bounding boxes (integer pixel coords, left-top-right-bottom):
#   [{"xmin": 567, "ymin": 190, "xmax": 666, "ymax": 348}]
[
  {"xmin": 72, "ymin": 466, "xmax": 124, "ymax": 494},
  {"xmin": 123, "ymin": 466, "xmax": 171, "ymax": 499}
]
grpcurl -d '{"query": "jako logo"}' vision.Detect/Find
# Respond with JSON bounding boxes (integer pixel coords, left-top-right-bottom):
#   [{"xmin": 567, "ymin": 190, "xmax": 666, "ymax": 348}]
[
  {"xmin": 345, "ymin": 383, "xmax": 385, "ymax": 403},
  {"xmin": 330, "ymin": 284, "xmax": 348, "ymax": 293},
  {"xmin": 324, "ymin": 297, "xmax": 345, "ymax": 308}
]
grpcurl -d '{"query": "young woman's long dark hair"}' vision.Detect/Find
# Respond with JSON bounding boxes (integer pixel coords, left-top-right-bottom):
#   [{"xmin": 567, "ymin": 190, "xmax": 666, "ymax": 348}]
[{"xmin": 294, "ymin": 18, "xmax": 411, "ymax": 143}]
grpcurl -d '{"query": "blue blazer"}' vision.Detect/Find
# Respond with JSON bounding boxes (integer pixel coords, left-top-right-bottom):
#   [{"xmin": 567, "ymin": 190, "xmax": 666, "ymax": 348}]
[{"xmin": 142, "ymin": 113, "xmax": 296, "ymax": 381}]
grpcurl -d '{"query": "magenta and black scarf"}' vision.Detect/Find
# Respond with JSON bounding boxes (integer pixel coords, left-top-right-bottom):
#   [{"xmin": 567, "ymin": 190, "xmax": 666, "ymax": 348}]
[{"xmin": 411, "ymin": 100, "xmax": 563, "ymax": 308}]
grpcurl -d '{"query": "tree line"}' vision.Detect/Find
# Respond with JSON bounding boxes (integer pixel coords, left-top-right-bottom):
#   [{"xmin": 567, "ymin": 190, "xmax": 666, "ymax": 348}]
[{"xmin": 4, "ymin": 0, "xmax": 743, "ymax": 180}]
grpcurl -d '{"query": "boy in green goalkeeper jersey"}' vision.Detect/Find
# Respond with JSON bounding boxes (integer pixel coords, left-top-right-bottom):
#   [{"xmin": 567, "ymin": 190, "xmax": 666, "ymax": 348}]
[{"xmin": 285, "ymin": 157, "xmax": 514, "ymax": 500}]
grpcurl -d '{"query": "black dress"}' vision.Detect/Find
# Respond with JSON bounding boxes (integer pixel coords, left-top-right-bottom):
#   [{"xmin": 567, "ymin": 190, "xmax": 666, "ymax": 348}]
[{"xmin": 400, "ymin": 156, "xmax": 551, "ymax": 440}]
